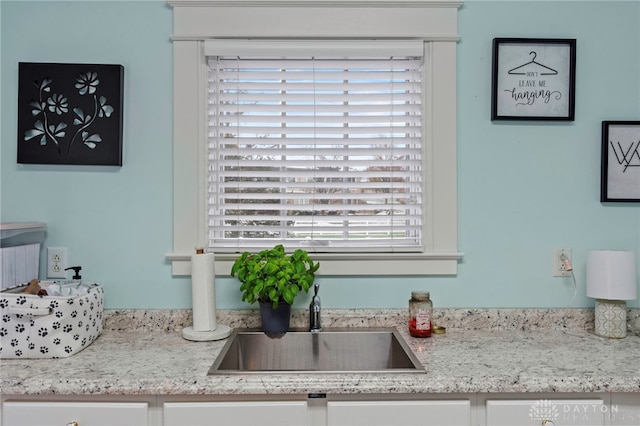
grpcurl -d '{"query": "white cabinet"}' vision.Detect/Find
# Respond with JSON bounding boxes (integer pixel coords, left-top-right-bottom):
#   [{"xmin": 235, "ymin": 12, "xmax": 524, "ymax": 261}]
[
  {"xmin": 486, "ymin": 399, "xmax": 605, "ymax": 426},
  {"xmin": 163, "ymin": 401, "xmax": 309, "ymax": 426},
  {"xmin": 611, "ymin": 393, "xmax": 640, "ymax": 426},
  {"xmin": 3, "ymin": 393, "xmax": 636, "ymax": 426},
  {"xmin": 161, "ymin": 398, "xmax": 471, "ymax": 426},
  {"xmin": 327, "ymin": 400, "xmax": 471, "ymax": 426},
  {"xmin": 2, "ymin": 401, "xmax": 148, "ymax": 426}
]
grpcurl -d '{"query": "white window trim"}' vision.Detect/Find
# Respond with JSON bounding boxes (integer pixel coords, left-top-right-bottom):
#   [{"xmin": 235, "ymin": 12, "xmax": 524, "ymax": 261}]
[{"xmin": 166, "ymin": 0, "xmax": 463, "ymax": 276}]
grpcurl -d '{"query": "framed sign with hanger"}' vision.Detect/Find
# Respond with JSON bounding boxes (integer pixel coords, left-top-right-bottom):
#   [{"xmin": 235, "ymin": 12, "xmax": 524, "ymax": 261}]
[{"xmin": 491, "ymin": 38, "xmax": 576, "ymax": 121}]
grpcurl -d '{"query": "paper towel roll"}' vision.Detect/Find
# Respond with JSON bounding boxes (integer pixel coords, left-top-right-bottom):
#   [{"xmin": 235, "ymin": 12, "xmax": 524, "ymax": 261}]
[{"xmin": 191, "ymin": 251, "xmax": 217, "ymax": 332}]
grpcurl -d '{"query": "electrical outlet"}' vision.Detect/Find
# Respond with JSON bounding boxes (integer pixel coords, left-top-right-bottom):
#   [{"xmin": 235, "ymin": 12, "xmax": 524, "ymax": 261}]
[
  {"xmin": 553, "ymin": 248, "xmax": 572, "ymax": 277},
  {"xmin": 47, "ymin": 247, "xmax": 67, "ymax": 278}
]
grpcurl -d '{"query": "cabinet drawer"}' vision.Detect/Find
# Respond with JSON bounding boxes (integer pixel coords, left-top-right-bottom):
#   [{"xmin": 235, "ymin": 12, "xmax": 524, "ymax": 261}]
[
  {"xmin": 486, "ymin": 399, "xmax": 605, "ymax": 426},
  {"xmin": 164, "ymin": 401, "xmax": 308, "ymax": 426},
  {"xmin": 327, "ymin": 400, "xmax": 471, "ymax": 426},
  {"xmin": 2, "ymin": 401, "xmax": 148, "ymax": 426}
]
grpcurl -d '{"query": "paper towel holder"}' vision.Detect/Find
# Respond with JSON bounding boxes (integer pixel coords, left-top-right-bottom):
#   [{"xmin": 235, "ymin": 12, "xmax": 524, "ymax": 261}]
[
  {"xmin": 183, "ymin": 248, "xmax": 231, "ymax": 341},
  {"xmin": 183, "ymin": 324, "xmax": 231, "ymax": 341}
]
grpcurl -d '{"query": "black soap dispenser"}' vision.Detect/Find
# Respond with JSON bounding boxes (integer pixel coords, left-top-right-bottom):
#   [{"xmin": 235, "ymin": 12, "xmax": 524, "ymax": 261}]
[{"xmin": 65, "ymin": 266, "xmax": 82, "ymax": 282}]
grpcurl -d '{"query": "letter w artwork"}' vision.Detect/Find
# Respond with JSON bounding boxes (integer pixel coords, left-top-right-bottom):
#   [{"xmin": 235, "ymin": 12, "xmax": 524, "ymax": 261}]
[
  {"xmin": 610, "ymin": 139, "xmax": 640, "ymax": 173},
  {"xmin": 602, "ymin": 122, "xmax": 640, "ymax": 201}
]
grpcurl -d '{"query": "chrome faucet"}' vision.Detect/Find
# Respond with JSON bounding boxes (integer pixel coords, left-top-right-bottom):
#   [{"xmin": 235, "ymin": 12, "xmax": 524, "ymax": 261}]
[{"xmin": 309, "ymin": 283, "xmax": 322, "ymax": 332}]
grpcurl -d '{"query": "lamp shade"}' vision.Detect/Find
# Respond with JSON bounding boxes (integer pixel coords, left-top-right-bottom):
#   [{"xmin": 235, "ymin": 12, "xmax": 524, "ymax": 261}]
[{"xmin": 586, "ymin": 250, "xmax": 637, "ymax": 301}]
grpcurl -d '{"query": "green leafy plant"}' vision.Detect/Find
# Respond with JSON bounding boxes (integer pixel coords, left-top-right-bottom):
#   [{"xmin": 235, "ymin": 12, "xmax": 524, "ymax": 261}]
[{"xmin": 231, "ymin": 244, "xmax": 320, "ymax": 309}]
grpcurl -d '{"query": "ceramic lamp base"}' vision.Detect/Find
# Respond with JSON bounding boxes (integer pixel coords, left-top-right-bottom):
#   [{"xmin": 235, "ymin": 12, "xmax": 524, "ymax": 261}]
[
  {"xmin": 594, "ymin": 299, "xmax": 627, "ymax": 338},
  {"xmin": 183, "ymin": 324, "xmax": 232, "ymax": 341}
]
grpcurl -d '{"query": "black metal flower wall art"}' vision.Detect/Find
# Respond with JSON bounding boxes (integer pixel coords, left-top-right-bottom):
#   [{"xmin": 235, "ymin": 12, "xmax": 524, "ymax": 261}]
[{"xmin": 17, "ymin": 63, "xmax": 124, "ymax": 166}]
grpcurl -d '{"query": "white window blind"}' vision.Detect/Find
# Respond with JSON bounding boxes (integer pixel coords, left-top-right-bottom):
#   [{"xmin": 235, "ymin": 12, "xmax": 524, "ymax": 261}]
[{"xmin": 207, "ymin": 53, "xmax": 424, "ymax": 253}]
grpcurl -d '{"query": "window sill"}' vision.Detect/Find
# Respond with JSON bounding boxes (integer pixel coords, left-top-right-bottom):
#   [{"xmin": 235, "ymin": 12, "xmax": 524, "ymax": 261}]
[{"xmin": 165, "ymin": 251, "xmax": 463, "ymax": 276}]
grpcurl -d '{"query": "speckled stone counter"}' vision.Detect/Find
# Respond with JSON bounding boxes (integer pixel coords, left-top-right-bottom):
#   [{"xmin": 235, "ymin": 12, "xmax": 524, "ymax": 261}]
[{"xmin": 1, "ymin": 309, "xmax": 639, "ymax": 396}]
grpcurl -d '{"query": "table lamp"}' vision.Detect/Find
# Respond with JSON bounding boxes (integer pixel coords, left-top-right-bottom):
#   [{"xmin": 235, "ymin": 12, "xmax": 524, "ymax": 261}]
[{"xmin": 586, "ymin": 250, "xmax": 637, "ymax": 338}]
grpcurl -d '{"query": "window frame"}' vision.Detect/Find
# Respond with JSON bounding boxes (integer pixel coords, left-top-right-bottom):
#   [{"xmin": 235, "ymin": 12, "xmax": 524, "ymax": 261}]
[{"xmin": 166, "ymin": 0, "xmax": 463, "ymax": 276}]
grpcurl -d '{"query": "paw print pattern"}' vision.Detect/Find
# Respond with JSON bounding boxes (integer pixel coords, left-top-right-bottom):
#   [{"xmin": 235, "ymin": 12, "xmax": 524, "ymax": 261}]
[{"xmin": 2, "ymin": 285, "xmax": 104, "ymax": 359}]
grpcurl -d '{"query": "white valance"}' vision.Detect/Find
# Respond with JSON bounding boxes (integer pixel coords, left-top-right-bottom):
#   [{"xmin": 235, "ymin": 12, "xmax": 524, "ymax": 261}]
[{"xmin": 204, "ymin": 39, "xmax": 425, "ymax": 58}]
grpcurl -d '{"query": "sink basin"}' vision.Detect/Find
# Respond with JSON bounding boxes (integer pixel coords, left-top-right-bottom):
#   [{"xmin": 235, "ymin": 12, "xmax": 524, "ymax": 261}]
[{"xmin": 208, "ymin": 327, "xmax": 425, "ymax": 374}]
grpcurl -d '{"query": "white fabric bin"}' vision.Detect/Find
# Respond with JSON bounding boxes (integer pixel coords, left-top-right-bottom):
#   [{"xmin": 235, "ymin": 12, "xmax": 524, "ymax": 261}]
[{"xmin": 0, "ymin": 283, "xmax": 104, "ymax": 358}]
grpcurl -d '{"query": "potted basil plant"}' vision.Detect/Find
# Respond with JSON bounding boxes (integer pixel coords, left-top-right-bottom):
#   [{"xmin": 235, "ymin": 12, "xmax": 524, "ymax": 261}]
[{"xmin": 230, "ymin": 244, "xmax": 320, "ymax": 333}]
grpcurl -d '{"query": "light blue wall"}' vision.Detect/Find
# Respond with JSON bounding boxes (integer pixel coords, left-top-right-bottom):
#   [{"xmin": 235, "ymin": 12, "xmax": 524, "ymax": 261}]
[{"xmin": 2, "ymin": 1, "xmax": 639, "ymax": 309}]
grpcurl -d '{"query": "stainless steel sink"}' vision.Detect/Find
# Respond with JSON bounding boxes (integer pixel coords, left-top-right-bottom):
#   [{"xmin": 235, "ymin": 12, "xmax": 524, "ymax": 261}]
[{"xmin": 208, "ymin": 327, "xmax": 425, "ymax": 374}]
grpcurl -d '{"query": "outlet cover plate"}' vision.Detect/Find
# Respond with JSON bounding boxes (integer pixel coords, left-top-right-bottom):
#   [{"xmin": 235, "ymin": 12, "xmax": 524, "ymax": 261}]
[
  {"xmin": 47, "ymin": 247, "xmax": 67, "ymax": 278},
  {"xmin": 553, "ymin": 248, "xmax": 572, "ymax": 277}
]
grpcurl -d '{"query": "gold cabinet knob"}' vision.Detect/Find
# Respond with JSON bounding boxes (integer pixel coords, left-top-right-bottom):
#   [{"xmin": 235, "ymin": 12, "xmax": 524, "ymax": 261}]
[{"xmin": 66, "ymin": 422, "xmax": 79, "ymax": 426}]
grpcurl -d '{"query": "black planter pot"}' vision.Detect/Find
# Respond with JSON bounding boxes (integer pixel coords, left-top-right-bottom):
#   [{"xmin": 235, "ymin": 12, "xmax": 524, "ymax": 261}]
[{"xmin": 259, "ymin": 300, "xmax": 291, "ymax": 334}]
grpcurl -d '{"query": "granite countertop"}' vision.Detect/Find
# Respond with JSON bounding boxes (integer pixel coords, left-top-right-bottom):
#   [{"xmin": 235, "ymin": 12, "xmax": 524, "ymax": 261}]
[{"xmin": 1, "ymin": 309, "xmax": 639, "ymax": 396}]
